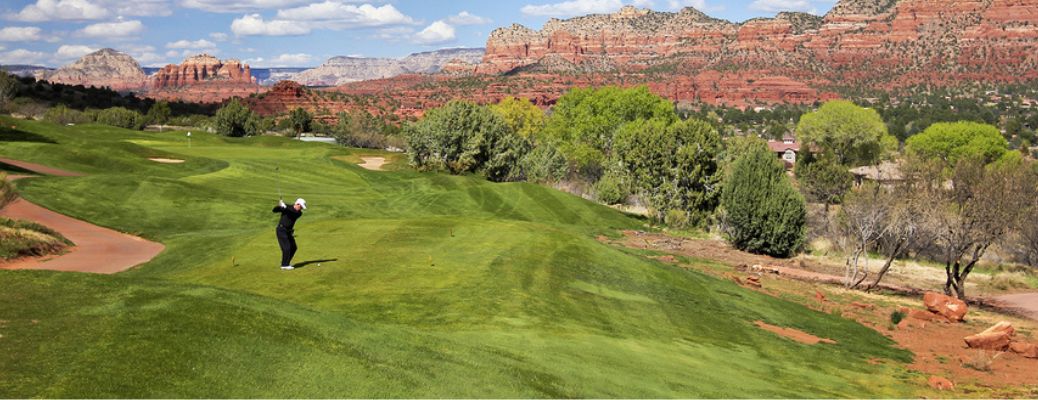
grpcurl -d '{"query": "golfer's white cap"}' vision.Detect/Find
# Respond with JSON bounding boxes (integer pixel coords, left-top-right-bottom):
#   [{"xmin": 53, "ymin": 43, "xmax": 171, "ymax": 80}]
[{"xmin": 295, "ymin": 198, "xmax": 307, "ymax": 210}]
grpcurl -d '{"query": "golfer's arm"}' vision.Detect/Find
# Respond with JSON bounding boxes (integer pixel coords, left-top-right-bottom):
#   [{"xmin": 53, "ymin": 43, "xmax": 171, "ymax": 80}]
[{"xmin": 273, "ymin": 205, "xmax": 285, "ymax": 213}]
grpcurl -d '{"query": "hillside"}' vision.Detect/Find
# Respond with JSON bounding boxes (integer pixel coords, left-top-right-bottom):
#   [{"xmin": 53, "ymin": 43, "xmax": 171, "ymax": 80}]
[{"xmin": 0, "ymin": 117, "xmax": 914, "ymax": 397}]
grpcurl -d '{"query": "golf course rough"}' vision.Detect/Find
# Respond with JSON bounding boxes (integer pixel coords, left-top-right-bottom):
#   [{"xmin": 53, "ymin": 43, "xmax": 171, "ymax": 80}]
[{"xmin": 0, "ymin": 118, "xmax": 916, "ymax": 398}]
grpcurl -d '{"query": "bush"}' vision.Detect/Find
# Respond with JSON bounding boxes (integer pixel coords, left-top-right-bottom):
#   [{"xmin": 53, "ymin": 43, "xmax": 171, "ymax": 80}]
[
  {"xmin": 404, "ymin": 100, "xmax": 530, "ymax": 182},
  {"xmin": 612, "ymin": 118, "xmax": 722, "ymax": 227},
  {"xmin": 594, "ymin": 172, "xmax": 628, "ymax": 205},
  {"xmin": 906, "ymin": 121, "xmax": 1009, "ymax": 167},
  {"xmin": 720, "ymin": 146, "xmax": 807, "ymax": 257},
  {"xmin": 214, "ymin": 98, "xmax": 260, "ymax": 137},
  {"xmin": 520, "ymin": 143, "xmax": 568, "ymax": 183},
  {"xmin": 96, "ymin": 107, "xmax": 144, "ymax": 130},
  {"xmin": 889, "ymin": 310, "xmax": 906, "ymax": 325},
  {"xmin": 43, "ymin": 105, "xmax": 92, "ymax": 125}
]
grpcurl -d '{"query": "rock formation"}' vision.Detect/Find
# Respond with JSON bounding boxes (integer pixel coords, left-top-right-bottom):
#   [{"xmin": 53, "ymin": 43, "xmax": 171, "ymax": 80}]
[
  {"xmin": 473, "ymin": 1, "xmax": 1038, "ymax": 101},
  {"xmin": 246, "ymin": 81, "xmax": 364, "ymax": 123},
  {"xmin": 290, "ymin": 48, "xmax": 484, "ymax": 86},
  {"xmin": 43, "ymin": 48, "xmax": 147, "ymax": 92},
  {"xmin": 147, "ymin": 54, "xmax": 263, "ymax": 103}
]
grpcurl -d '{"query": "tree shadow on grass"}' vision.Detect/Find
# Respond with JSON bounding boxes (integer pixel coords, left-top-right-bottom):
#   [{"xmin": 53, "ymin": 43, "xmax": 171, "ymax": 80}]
[
  {"xmin": 292, "ymin": 258, "xmax": 339, "ymax": 269},
  {"xmin": 0, "ymin": 126, "xmax": 57, "ymax": 144}
]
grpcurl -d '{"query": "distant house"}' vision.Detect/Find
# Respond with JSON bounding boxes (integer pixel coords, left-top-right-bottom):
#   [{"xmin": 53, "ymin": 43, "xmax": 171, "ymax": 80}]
[
  {"xmin": 767, "ymin": 135, "xmax": 800, "ymax": 168},
  {"xmin": 849, "ymin": 161, "xmax": 903, "ymax": 187}
]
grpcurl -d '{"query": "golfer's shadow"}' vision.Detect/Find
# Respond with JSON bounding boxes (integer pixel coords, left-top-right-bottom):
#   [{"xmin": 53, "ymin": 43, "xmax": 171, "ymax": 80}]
[{"xmin": 292, "ymin": 258, "xmax": 338, "ymax": 269}]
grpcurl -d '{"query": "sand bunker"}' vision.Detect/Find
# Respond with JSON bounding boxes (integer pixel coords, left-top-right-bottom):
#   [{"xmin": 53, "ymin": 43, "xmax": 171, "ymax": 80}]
[
  {"xmin": 755, "ymin": 321, "xmax": 837, "ymax": 345},
  {"xmin": 149, "ymin": 158, "xmax": 185, "ymax": 164},
  {"xmin": 358, "ymin": 157, "xmax": 386, "ymax": 171}
]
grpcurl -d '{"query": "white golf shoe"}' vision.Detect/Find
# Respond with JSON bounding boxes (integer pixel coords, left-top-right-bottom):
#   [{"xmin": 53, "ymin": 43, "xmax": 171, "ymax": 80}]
[{"xmin": 281, "ymin": 265, "xmax": 294, "ymax": 270}]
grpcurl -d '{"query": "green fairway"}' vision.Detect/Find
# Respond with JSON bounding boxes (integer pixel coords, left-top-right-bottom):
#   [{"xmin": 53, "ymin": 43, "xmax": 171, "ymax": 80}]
[{"xmin": 0, "ymin": 117, "xmax": 917, "ymax": 397}]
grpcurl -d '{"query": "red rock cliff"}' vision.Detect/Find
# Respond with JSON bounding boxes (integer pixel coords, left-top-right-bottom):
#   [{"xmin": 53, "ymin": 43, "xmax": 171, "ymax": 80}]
[{"xmin": 146, "ymin": 54, "xmax": 262, "ymax": 103}]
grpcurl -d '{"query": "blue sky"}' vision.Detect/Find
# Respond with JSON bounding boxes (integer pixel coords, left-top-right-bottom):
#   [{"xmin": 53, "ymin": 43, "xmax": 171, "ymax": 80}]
[{"xmin": 0, "ymin": 0, "xmax": 838, "ymax": 68}]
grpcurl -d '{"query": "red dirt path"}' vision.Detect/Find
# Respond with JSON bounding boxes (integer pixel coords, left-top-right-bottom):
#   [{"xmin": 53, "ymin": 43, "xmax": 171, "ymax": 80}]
[{"xmin": 0, "ymin": 159, "xmax": 164, "ymax": 274}]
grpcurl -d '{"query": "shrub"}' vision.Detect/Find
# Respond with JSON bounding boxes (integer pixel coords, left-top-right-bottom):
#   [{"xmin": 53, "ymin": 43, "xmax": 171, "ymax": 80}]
[
  {"xmin": 593, "ymin": 172, "xmax": 628, "ymax": 205},
  {"xmin": 42, "ymin": 105, "xmax": 92, "ymax": 125},
  {"xmin": 720, "ymin": 146, "xmax": 806, "ymax": 257},
  {"xmin": 520, "ymin": 143, "xmax": 568, "ymax": 183},
  {"xmin": 612, "ymin": 118, "xmax": 722, "ymax": 227},
  {"xmin": 404, "ymin": 100, "xmax": 530, "ymax": 182},
  {"xmin": 96, "ymin": 107, "xmax": 144, "ymax": 130},
  {"xmin": 214, "ymin": 98, "xmax": 260, "ymax": 137},
  {"xmin": 889, "ymin": 310, "xmax": 906, "ymax": 325}
]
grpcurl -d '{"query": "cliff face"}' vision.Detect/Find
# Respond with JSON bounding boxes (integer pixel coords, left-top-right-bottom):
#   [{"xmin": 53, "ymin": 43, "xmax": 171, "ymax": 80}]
[
  {"xmin": 44, "ymin": 48, "xmax": 147, "ymax": 92},
  {"xmin": 290, "ymin": 48, "xmax": 485, "ymax": 86},
  {"xmin": 478, "ymin": 1, "xmax": 1038, "ymax": 88},
  {"xmin": 147, "ymin": 54, "xmax": 262, "ymax": 103}
]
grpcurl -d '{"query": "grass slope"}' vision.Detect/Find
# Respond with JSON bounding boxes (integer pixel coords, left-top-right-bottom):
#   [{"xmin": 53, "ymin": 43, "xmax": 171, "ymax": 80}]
[{"xmin": 0, "ymin": 118, "xmax": 915, "ymax": 397}]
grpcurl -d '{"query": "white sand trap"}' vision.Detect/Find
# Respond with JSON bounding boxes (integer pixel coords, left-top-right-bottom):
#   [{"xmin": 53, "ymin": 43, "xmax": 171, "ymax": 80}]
[
  {"xmin": 358, "ymin": 157, "xmax": 387, "ymax": 171},
  {"xmin": 149, "ymin": 158, "xmax": 185, "ymax": 164}
]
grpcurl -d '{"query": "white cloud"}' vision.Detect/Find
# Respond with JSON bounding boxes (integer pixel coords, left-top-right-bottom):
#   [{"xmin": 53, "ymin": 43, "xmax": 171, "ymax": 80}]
[
  {"xmin": 445, "ymin": 11, "xmax": 491, "ymax": 25},
  {"xmin": 209, "ymin": 32, "xmax": 230, "ymax": 41},
  {"xmin": 260, "ymin": 53, "xmax": 314, "ymax": 66},
  {"xmin": 166, "ymin": 39, "xmax": 218, "ymax": 49},
  {"xmin": 178, "ymin": 0, "xmax": 310, "ymax": 13},
  {"xmin": 275, "ymin": 2, "xmax": 414, "ymax": 26},
  {"xmin": 414, "ymin": 21, "xmax": 455, "ymax": 45},
  {"xmin": 0, "ymin": 27, "xmax": 44, "ymax": 41},
  {"xmin": 8, "ymin": 0, "xmax": 109, "ymax": 21},
  {"xmin": 55, "ymin": 44, "xmax": 97, "ymax": 60},
  {"xmin": 80, "ymin": 20, "xmax": 144, "ymax": 38},
  {"xmin": 231, "ymin": 14, "xmax": 311, "ymax": 36},
  {"xmin": 748, "ymin": 0, "xmax": 815, "ymax": 13},
  {"xmin": 0, "ymin": 48, "xmax": 48, "ymax": 64},
  {"xmin": 520, "ymin": 0, "xmax": 624, "ymax": 17}
]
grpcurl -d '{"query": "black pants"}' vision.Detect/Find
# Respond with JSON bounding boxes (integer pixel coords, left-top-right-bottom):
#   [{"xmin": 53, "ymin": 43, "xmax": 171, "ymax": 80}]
[{"xmin": 276, "ymin": 227, "xmax": 297, "ymax": 266}]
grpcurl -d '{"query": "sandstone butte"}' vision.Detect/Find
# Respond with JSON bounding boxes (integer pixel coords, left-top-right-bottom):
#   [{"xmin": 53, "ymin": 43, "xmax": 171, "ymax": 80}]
[
  {"xmin": 322, "ymin": 0, "xmax": 1038, "ymax": 114},
  {"xmin": 42, "ymin": 50, "xmax": 264, "ymax": 104},
  {"xmin": 147, "ymin": 54, "xmax": 264, "ymax": 104}
]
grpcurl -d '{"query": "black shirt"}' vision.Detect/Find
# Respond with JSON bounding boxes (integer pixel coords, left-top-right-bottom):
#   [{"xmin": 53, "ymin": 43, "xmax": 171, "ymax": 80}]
[{"xmin": 273, "ymin": 205, "xmax": 303, "ymax": 231}]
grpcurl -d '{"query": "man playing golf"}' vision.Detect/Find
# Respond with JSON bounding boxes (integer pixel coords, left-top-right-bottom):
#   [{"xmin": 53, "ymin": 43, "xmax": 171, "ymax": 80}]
[{"xmin": 273, "ymin": 198, "xmax": 306, "ymax": 270}]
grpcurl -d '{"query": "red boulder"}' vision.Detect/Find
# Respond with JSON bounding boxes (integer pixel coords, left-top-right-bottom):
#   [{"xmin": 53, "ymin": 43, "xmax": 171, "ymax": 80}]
[{"xmin": 923, "ymin": 292, "xmax": 968, "ymax": 322}]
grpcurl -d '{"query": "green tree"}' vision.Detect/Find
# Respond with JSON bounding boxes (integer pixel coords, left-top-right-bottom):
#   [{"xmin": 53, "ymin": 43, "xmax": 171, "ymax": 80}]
[
  {"xmin": 289, "ymin": 107, "xmax": 312, "ymax": 136},
  {"xmin": 96, "ymin": 107, "xmax": 144, "ymax": 130},
  {"xmin": 145, "ymin": 101, "xmax": 171, "ymax": 126},
  {"xmin": 214, "ymin": 98, "xmax": 260, "ymax": 137},
  {"xmin": 720, "ymin": 146, "xmax": 807, "ymax": 257},
  {"xmin": 796, "ymin": 156, "xmax": 853, "ymax": 213},
  {"xmin": 490, "ymin": 97, "xmax": 545, "ymax": 140},
  {"xmin": 404, "ymin": 100, "xmax": 530, "ymax": 182},
  {"xmin": 905, "ymin": 121, "xmax": 1009, "ymax": 167},
  {"xmin": 613, "ymin": 118, "xmax": 722, "ymax": 227},
  {"xmin": 544, "ymin": 86, "xmax": 676, "ymax": 178},
  {"xmin": 796, "ymin": 100, "xmax": 892, "ymax": 166}
]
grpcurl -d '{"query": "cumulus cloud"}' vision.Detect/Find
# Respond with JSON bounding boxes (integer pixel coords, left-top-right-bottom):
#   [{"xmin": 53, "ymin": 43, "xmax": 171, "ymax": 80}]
[
  {"xmin": 231, "ymin": 14, "xmax": 311, "ymax": 36},
  {"xmin": 80, "ymin": 20, "xmax": 144, "ymax": 38},
  {"xmin": 0, "ymin": 27, "xmax": 44, "ymax": 41},
  {"xmin": 275, "ymin": 2, "xmax": 414, "ymax": 26},
  {"xmin": 520, "ymin": 0, "xmax": 624, "ymax": 17},
  {"xmin": 414, "ymin": 21, "xmax": 455, "ymax": 45},
  {"xmin": 445, "ymin": 11, "xmax": 491, "ymax": 25},
  {"xmin": 209, "ymin": 32, "xmax": 230, "ymax": 41},
  {"xmin": 7, "ymin": 0, "xmax": 171, "ymax": 21},
  {"xmin": 8, "ymin": 0, "xmax": 109, "ymax": 21},
  {"xmin": 166, "ymin": 39, "xmax": 218, "ymax": 49},
  {"xmin": 0, "ymin": 48, "xmax": 48, "ymax": 64},
  {"xmin": 748, "ymin": 0, "xmax": 815, "ymax": 13},
  {"xmin": 55, "ymin": 44, "xmax": 97, "ymax": 59}
]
